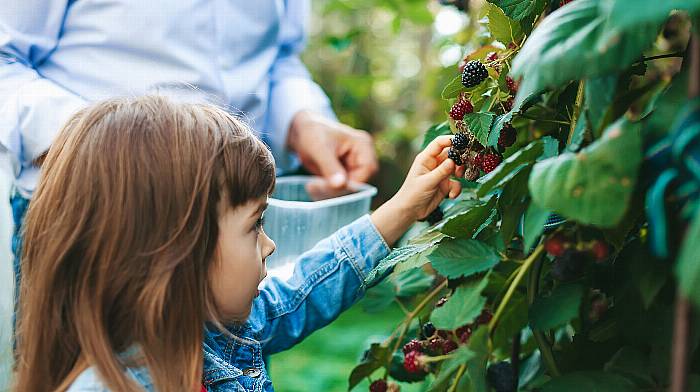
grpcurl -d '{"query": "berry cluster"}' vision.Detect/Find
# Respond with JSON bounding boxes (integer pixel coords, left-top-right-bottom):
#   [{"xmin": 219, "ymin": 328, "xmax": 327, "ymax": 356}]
[
  {"xmin": 447, "ymin": 127, "xmax": 505, "ymax": 181},
  {"xmin": 544, "ymin": 232, "xmax": 611, "ymax": 281},
  {"xmin": 400, "ymin": 308, "xmax": 493, "ymax": 373}
]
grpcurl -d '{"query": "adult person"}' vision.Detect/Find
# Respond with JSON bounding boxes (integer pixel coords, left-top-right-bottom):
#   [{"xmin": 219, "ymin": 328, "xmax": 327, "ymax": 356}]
[{"xmin": 0, "ymin": 0, "xmax": 379, "ymax": 297}]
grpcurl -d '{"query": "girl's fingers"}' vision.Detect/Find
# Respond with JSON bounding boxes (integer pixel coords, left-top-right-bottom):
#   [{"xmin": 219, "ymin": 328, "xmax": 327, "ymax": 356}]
[
  {"xmin": 448, "ymin": 179, "xmax": 462, "ymax": 198},
  {"xmin": 419, "ymin": 135, "xmax": 453, "ymax": 161}
]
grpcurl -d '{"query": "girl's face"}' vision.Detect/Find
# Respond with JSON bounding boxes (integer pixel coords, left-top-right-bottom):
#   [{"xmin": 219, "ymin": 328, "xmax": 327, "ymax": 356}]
[{"xmin": 210, "ymin": 196, "xmax": 275, "ymax": 321}]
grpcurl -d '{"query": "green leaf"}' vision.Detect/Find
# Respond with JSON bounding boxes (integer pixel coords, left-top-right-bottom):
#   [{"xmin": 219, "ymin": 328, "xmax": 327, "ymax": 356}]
[
  {"xmin": 487, "ymin": 3, "xmax": 523, "ymax": 44},
  {"xmin": 529, "ymin": 283, "xmax": 584, "ymax": 330},
  {"xmin": 498, "ymin": 167, "xmax": 531, "ymax": 244},
  {"xmin": 428, "ymin": 346, "xmax": 475, "ymax": 391},
  {"xmin": 522, "ymin": 202, "xmax": 550, "ymax": 251},
  {"xmin": 541, "ymin": 371, "xmax": 637, "ymax": 392},
  {"xmin": 528, "ymin": 118, "xmax": 642, "ymax": 227},
  {"xmin": 487, "ymin": 0, "xmax": 546, "ymax": 22},
  {"xmin": 464, "ymin": 327, "xmax": 491, "ymax": 392},
  {"xmin": 511, "ymin": 0, "xmax": 658, "ymax": 109},
  {"xmin": 604, "ymin": 347, "xmax": 655, "ymax": 388},
  {"xmin": 676, "ymin": 206, "xmax": 700, "ymax": 308},
  {"xmin": 348, "ymin": 343, "xmax": 391, "ymax": 390},
  {"xmin": 422, "ymin": 122, "xmax": 452, "ymax": 149},
  {"xmin": 428, "ymin": 238, "xmax": 500, "ymax": 279},
  {"xmin": 463, "ymin": 112, "xmax": 496, "ymax": 147},
  {"xmin": 600, "ymin": 0, "xmax": 700, "ymax": 36},
  {"xmin": 442, "ymin": 75, "xmax": 466, "ymax": 100},
  {"xmin": 585, "ymin": 75, "xmax": 618, "ymax": 134},
  {"xmin": 438, "ymin": 197, "xmax": 497, "ymax": 239},
  {"xmin": 492, "ymin": 293, "xmax": 528, "ymax": 352},
  {"xmin": 431, "ymin": 274, "xmax": 490, "ymax": 330},
  {"xmin": 476, "ymin": 138, "xmax": 553, "ymax": 197},
  {"xmin": 365, "ymin": 235, "xmax": 445, "ymax": 285}
]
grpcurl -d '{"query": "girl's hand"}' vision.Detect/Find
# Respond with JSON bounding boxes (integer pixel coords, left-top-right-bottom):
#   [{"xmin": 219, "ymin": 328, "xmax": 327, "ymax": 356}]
[{"xmin": 371, "ymin": 135, "xmax": 463, "ymax": 246}]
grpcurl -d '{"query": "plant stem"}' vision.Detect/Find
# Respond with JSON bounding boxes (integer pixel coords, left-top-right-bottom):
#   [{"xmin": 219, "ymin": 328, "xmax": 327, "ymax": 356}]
[
  {"xmin": 567, "ymin": 80, "xmax": 585, "ymax": 146},
  {"xmin": 519, "ymin": 114, "xmax": 570, "ymax": 125},
  {"xmin": 386, "ymin": 280, "xmax": 449, "ymax": 371},
  {"xmin": 527, "ymin": 252, "xmax": 561, "ymax": 377},
  {"xmin": 448, "ymin": 364, "xmax": 467, "ymax": 392},
  {"xmin": 489, "ymin": 244, "xmax": 545, "ymax": 336},
  {"xmin": 636, "ymin": 51, "xmax": 686, "ymax": 63}
]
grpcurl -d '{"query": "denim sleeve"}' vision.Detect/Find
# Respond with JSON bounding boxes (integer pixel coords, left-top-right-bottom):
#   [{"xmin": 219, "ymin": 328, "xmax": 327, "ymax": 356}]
[{"xmin": 247, "ymin": 214, "xmax": 390, "ymax": 355}]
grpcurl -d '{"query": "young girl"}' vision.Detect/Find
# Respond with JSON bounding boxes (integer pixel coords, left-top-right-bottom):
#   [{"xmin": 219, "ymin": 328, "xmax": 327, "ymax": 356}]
[{"xmin": 14, "ymin": 95, "xmax": 463, "ymax": 392}]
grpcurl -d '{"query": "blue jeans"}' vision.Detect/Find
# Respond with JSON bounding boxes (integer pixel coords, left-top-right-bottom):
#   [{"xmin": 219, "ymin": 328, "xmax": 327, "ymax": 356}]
[{"xmin": 10, "ymin": 191, "xmax": 30, "ymax": 339}]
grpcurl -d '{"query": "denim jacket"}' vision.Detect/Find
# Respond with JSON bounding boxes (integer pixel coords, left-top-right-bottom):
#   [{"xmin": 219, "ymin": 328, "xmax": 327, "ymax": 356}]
[{"xmin": 66, "ymin": 215, "xmax": 390, "ymax": 391}]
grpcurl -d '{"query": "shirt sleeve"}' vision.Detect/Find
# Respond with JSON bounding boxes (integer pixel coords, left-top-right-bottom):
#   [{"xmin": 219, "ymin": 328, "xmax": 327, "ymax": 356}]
[
  {"xmin": 0, "ymin": 1, "xmax": 86, "ymax": 168},
  {"xmin": 265, "ymin": 0, "xmax": 337, "ymax": 173},
  {"xmin": 246, "ymin": 215, "xmax": 390, "ymax": 355}
]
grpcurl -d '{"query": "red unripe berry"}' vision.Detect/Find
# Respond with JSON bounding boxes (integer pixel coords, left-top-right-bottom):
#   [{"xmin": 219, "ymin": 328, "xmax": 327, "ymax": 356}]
[{"xmin": 545, "ymin": 234, "xmax": 567, "ymax": 257}]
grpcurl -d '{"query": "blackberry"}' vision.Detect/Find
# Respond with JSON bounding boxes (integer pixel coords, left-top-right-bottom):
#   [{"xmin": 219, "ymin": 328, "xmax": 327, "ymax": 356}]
[
  {"xmin": 427, "ymin": 337, "xmax": 445, "ymax": 355},
  {"xmin": 452, "ymin": 131, "xmax": 470, "ymax": 151},
  {"xmin": 422, "ymin": 322, "xmax": 436, "ymax": 338},
  {"xmin": 464, "ymin": 164, "xmax": 480, "ymax": 181},
  {"xmin": 402, "ymin": 339, "xmax": 423, "ymax": 355},
  {"xmin": 442, "ymin": 340, "xmax": 458, "ymax": 354},
  {"xmin": 487, "ymin": 361, "xmax": 517, "ymax": 392},
  {"xmin": 449, "ymin": 99, "xmax": 473, "ymax": 121},
  {"xmin": 480, "ymin": 153, "xmax": 502, "ymax": 173},
  {"xmin": 551, "ymin": 250, "xmax": 588, "ymax": 282},
  {"xmin": 503, "ymin": 97, "xmax": 514, "ymax": 112},
  {"xmin": 545, "ymin": 233, "xmax": 567, "ymax": 257},
  {"xmin": 420, "ymin": 207, "xmax": 443, "ymax": 225},
  {"xmin": 370, "ymin": 380, "xmax": 388, "ymax": 392},
  {"xmin": 505, "ymin": 76, "xmax": 518, "ymax": 94},
  {"xmin": 591, "ymin": 240, "xmax": 609, "ymax": 262},
  {"xmin": 476, "ymin": 309, "xmax": 493, "ymax": 325},
  {"xmin": 403, "ymin": 350, "xmax": 423, "ymax": 373},
  {"xmin": 461, "ymin": 60, "xmax": 489, "ymax": 88},
  {"xmin": 498, "ymin": 124, "xmax": 517, "ymax": 148},
  {"xmin": 447, "ymin": 148, "xmax": 464, "ymax": 165}
]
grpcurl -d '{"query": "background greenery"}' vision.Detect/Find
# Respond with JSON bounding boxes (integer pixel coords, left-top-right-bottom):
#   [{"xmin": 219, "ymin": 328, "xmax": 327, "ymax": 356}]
[{"xmin": 270, "ymin": 0, "xmax": 453, "ymax": 390}]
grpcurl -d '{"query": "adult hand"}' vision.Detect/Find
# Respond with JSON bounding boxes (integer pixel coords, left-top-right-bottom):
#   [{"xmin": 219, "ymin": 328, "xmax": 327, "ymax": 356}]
[{"xmin": 287, "ymin": 110, "xmax": 378, "ymax": 189}]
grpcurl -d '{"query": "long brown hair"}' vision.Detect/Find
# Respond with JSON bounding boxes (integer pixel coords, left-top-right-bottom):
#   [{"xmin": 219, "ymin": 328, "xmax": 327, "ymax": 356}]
[{"xmin": 14, "ymin": 95, "xmax": 276, "ymax": 391}]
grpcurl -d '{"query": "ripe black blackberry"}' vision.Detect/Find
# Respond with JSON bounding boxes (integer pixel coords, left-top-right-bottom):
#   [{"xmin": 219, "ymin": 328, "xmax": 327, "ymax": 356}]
[
  {"xmin": 422, "ymin": 322, "xmax": 436, "ymax": 338},
  {"xmin": 498, "ymin": 124, "xmax": 517, "ymax": 148},
  {"xmin": 447, "ymin": 148, "xmax": 463, "ymax": 165},
  {"xmin": 461, "ymin": 60, "xmax": 489, "ymax": 88},
  {"xmin": 452, "ymin": 131, "xmax": 469, "ymax": 150}
]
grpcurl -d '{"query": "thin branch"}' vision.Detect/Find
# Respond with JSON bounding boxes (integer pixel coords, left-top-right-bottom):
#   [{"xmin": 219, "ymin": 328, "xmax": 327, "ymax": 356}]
[
  {"xmin": 635, "ymin": 51, "xmax": 686, "ymax": 64},
  {"xmin": 527, "ymin": 252, "xmax": 561, "ymax": 377}
]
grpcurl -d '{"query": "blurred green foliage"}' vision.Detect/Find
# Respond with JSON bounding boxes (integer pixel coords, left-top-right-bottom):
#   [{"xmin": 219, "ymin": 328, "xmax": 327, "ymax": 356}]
[{"xmin": 303, "ymin": 0, "xmax": 470, "ymax": 204}]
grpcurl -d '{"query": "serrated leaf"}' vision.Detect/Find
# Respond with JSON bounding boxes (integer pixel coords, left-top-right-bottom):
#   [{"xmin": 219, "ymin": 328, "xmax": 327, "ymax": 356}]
[
  {"xmin": 438, "ymin": 197, "xmax": 497, "ymax": 238},
  {"xmin": 528, "ymin": 118, "xmax": 642, "ymax": 227},
  {"xmin": 511, "ymin": 0, "xmax": 658, "ymax": 109},
  {"xmin": 422, "ymin": 122, "xmax": 452, "ymax": 149},
  {"xmin": 464, "ymin": 327, "xmax": 491, "ymax": 392},
  {"xmin": 522, "ymin": 202, "xmax": 550, "ymax": 251},
  {"xmin": 463, "ymin": 112, "xmax": 496, "ymax": 147},
  {"xmin": 476, "ymin": 138, "xmax": 554, "ymax": 197},
  {"xmin": 487, "ymin": 3, "xmax": 524, "ymax": 44},
  {"xmin": 365, "ymin": 235, "xmax": 445, "ymax": 285},
  {"xmin": 431, "ymin": 274, "xmax": 490, "ymax": 330},
  {"xmin": 428, "ymin": 238, "xmax": 500, "ymax": 279},
  {"xmin": 541, "ymin": 371, "xmax": 637, "ymax": 392},
  {"xmin": 442, "ymin": 75, "xmax": 466, "ymax": 100},
  {"xmin": 529, "ymin": 283, "xmax": 584, "ymax": 330}
]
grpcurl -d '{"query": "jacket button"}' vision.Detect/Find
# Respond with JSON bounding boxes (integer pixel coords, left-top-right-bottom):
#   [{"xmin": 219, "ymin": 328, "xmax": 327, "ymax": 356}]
[{"xmin": 242, "ymin": 368, "xmax": 261, "ymax": 378}]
